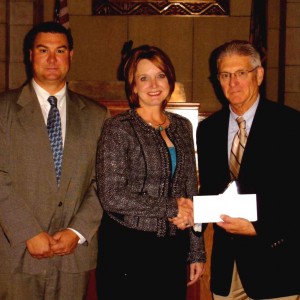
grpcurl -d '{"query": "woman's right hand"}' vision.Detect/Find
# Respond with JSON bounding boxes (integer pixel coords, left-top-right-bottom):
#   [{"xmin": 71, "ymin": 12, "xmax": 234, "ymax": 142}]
[{"xmin": 169, "ymin": 197, "xmax": 194, "ymax": 230}]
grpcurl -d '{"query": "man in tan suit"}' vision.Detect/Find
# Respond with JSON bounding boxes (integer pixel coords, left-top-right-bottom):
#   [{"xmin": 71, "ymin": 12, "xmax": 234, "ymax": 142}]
[{"xmin": 0, "ymin": 21, "xmax": 109, "ymax": 299}]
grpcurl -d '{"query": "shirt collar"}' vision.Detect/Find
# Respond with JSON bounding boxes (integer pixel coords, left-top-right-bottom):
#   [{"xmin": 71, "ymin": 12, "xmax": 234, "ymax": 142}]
[
  {"xmin": 229, "ymin": 95, "xmax": 260, "ymax": 127},
  {"xmin": 32, "ymin": 79, "xmax": 67, "ymax": 108}
]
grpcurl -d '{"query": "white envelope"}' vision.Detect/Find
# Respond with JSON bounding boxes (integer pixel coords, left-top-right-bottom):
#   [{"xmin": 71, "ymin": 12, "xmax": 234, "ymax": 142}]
[{"xmin": 193, "ymin": 193, "xmax": 257, "ymax": 223}]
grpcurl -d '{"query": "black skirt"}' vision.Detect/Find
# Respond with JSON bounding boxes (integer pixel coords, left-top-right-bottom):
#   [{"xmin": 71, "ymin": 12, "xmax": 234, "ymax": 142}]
[{"xmin": 96, "ymin": 212, "xmax": 189, "ymax": 300}]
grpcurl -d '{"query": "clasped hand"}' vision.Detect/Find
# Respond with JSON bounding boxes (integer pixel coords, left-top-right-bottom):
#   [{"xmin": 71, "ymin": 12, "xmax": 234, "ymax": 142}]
[
  {"xmin": 26, "ymin": 229, "xmax": 80, "ymax": 259},
  {"xmin": 169, "ymin": 197, "xmax": 194, "ymax": 230}
]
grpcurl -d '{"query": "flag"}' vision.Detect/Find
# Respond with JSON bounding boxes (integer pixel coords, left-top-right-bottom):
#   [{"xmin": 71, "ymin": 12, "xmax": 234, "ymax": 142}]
[
  {"xmin": 54, "ymin": 0, "xmax": 70, "ymax": 29},
  {"xmin": 249, "ymin": 0, "xmax": 267, "ymax": 64}
]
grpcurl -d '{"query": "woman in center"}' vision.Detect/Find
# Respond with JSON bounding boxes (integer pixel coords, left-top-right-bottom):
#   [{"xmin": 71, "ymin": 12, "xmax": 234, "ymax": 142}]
[{"xmin": 95, "ymin": 45, "xmax": 206, "ymax": 300}]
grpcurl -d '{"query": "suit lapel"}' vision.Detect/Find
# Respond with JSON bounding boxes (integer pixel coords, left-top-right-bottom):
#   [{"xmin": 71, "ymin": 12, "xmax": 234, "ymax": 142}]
[
  {"xmin": 220, "ymin": 109, "xmax": 232, "ymax": 179},
  {"xmin": 16, "ymin": 84, "xmax": 57, "ymax": 187},
  {"xmin": 238, "ymin": 99, "xmax": 269, "ymax": 179},
  {"xmin": 59, "ymin": 91, "xmax": 85, "ymax": 192}
]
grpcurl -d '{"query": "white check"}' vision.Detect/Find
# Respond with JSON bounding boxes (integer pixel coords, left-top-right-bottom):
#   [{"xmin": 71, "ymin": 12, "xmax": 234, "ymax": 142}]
[{"xmin": 193, "ymin": 193, "xmax": 257, "ymax": 223}]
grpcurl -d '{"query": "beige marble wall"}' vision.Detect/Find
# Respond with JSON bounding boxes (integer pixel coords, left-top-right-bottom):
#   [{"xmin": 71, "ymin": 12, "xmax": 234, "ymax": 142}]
[
  {"xmin": 265, "ymin": 0, "xmax": 280, "ymax": 102},
  {"xmin": 2, "ymin": 0, "xmax": 299, "ymax": 112},
  {"xmin": 193, "ymin": 16, "xmax": 250, "ymax": 112},
  {"xmin": 265, "ymin": 0, "xmax": 300, "ymax": 111},
  {"xmin": 6, "ymin": 0, "xmax": 34, "ymax": 89},
  {"xmin": 66, "ymin": 12, "xmax": 251, "ymax": 113},
  {"xmin": 42, "ymin": 0, "xmax": 254, "ymax": 112},
  {"xmin": 0, "ymin": 0, "xmax": 7, "ymax": 91},
  {"xmin": 285, "ymin": 0, "xmax": 300, "ymax": 110}
]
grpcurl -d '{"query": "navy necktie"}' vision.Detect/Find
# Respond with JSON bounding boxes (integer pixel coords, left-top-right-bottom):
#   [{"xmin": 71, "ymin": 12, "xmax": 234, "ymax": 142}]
[{"xmin": 47, "ymin": 96, "xmax": 63, "ymax": 185}]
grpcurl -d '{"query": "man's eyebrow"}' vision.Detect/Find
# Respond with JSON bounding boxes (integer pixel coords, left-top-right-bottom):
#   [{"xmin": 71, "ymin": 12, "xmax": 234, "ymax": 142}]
[{"xmin": 35, "ymin": 44, "xmax": 68, "ymax": 49}]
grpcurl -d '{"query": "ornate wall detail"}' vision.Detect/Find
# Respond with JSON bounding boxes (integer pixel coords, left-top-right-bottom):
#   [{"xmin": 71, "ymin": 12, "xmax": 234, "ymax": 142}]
[{"xmin": 93, "ymin": 0, "xmax": 229, "ymax": 16}]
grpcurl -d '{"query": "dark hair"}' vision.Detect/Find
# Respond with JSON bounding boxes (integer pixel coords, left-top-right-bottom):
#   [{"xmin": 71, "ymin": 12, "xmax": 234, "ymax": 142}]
[
  {"xmin": 25, "ymin": 21, "xmax": 73, "ymax": 51},
  {"xmin": 124, "ymin": 45, "xmax": 176, "ymax": 109},
  {"xmin": 23, "ymin": 21, "xmax": 73, "ymax": 81}
]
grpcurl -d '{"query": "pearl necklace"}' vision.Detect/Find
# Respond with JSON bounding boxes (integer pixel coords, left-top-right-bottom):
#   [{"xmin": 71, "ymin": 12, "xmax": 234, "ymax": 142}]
[{"xmin": 148, "ymin": 115, "xmax": 167, "ymax": 131}]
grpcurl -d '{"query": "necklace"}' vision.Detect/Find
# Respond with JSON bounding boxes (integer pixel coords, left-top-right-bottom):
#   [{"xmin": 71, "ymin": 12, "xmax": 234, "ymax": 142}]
[{"xmin": 148, "ymin": 115, "xmax": 167, "ymax": 131}]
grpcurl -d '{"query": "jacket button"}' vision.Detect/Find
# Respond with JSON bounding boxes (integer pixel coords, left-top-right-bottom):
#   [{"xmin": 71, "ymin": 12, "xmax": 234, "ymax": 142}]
[{"xmin": 58, "ymin": 202, "xmax": 63, "ymax": 207}]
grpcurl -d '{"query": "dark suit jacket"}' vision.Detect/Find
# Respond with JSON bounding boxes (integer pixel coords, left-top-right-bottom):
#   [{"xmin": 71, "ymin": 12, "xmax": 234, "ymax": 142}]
[
  {"xmin": 196, "ymin": 98, "xmax": 300, "ymax": 299},
  {"xmin": 0, "ymin": 82, "xmax": 109, "ymax": 274}
]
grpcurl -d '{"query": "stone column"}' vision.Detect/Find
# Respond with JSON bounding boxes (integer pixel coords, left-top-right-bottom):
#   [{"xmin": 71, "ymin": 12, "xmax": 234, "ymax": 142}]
[
  {"xmin": 4, "ymin": 0, "xmax": 34, "ymax": 91},
  {"xmin": 0, "ymin": 0, "xmax": 7, "ymax": 92}
]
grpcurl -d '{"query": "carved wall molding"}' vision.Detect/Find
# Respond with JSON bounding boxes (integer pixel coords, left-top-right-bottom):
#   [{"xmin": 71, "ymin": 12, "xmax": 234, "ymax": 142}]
[{"xmin": 93, "ymin": 0, "xmax": 229, "ymax": 16}]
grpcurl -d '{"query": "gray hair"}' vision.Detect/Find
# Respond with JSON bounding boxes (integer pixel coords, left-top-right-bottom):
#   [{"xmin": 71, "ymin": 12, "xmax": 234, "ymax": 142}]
[{"xmin": 216, "ymin": 40, "xmax": 261, "ymax": 69}]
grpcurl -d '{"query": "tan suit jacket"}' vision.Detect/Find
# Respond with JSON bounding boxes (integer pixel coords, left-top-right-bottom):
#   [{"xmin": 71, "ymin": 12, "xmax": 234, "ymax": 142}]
[{"xmin": 0, "ymin": 82, "xmax": 109, "ymax": 274}]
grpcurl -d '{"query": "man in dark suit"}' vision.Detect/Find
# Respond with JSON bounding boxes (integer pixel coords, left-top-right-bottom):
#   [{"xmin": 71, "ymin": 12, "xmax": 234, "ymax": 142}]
[
  {"xmin": 0, "ymin": 21, "xmax": 109, "ymax": 299},
  {"xmin": 197, "ymin": 40, "xmax": 300, "ymax": 299}
]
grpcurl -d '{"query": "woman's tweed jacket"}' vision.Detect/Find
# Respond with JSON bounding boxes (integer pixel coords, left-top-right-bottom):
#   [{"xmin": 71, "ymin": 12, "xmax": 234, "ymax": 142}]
[{"xmin": 96, "ymin": 109, "xmax": 206, "ymax": 263}]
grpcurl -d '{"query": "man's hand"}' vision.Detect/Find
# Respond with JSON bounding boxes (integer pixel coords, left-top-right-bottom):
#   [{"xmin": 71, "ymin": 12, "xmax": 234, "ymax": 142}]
[
  {"xmin": 216, "ymin": 214, "xmax": 257, "ymax": 236},
  {"xmin": 169, "ymin": 197, "xmax": 194, "ymax": 230},
  {"xmin": 26, "ymin": 232, "xmax": 57, "ymax": 259},
  {"xmin": 51, "ymin": 229, "xmax": 79, "ymax": 256}
]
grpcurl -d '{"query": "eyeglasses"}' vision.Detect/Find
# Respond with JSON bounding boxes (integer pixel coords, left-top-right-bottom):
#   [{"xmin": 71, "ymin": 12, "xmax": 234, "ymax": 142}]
[{"xmin": 217, "ymin": 66, "xmax": 259, "ymax": 82}]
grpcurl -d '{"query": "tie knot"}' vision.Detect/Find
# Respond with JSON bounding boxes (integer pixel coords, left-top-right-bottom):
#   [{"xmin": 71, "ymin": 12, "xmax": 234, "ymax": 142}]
[
  {"xmin": 236, "ymin": 116, "xmax": 245, "ymax": 129},
  {"xmin": 48, "ymin": 96, "xmax": 58, "ymax": 107}
]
